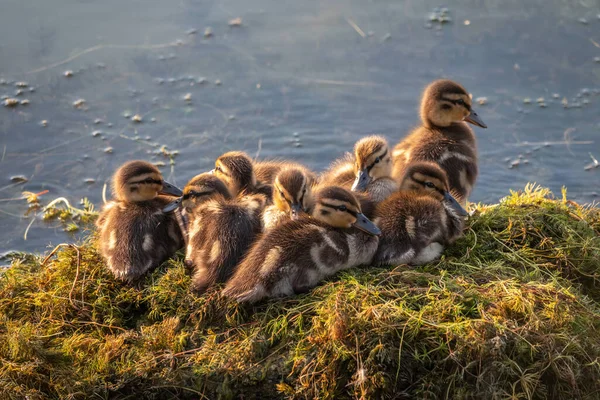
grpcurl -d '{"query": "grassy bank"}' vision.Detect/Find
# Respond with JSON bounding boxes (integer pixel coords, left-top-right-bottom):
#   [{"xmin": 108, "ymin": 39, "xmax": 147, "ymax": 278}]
[{"xmin": 1, "ymin": 185, "xmax": 599, "ymax": 399}]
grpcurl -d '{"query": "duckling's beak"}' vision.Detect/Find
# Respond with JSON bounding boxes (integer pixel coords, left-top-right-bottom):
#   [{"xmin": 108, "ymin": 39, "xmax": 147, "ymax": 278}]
[
  {"xmin": 352, "ymin": 213, "xmax": 381, "ymax": 236},
  {"xmin": 464, "ymin": 110, "xmax": 487, "ymax": 129},
  {"xmin": 162, "ymin": 197, "xmax": 182, "ymax": 213},
  {"xmin": 443, "ymin": 192, "xmax": 468, "ymax": 217},
  {"xmin": 351, "ymin": 169, "xmax": 370, "ymax": 192},
  {"xmin": 290, "ymin": 203, "xmax": 303, "ymax": 220},
  {"xmin": 160, "ymin": 181, "xmax": 184, "ymax": 197}
]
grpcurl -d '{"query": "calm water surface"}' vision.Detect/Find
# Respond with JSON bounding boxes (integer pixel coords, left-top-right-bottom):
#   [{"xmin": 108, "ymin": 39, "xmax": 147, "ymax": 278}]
[{"xmin": 1, "ymin": 0, "xmax": 599, "ymax": 254}]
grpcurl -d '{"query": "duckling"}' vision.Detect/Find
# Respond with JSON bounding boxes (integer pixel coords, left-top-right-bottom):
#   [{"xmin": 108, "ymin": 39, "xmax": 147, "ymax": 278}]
[
  {"xmin": 320, "ymin": 135, "xmax": 398, "ymax": 203},
  {"xmin": 213, "ymin": 151, "xmax": 272, "ymax": 198},
  {"xmin": 373, "ymin": 162, "xmax": 467, "ymax": 267},
  {"xmin": 392, "ymin": 79, "xmax": 487, "ymax": 204},
  {"xmin": 262, "ymin": 167, "xmax": 315, "ymax": 231},
  {"xmin": 96, "ymin": 160, "xmax": 184, "ymax": 282},
  {"xmin": 163, "ymin": 173, "xmax": 266, "ymax": 293},
  {"xmin": 254, "ymin": 159, "xmax": 318, "ymax": 185},
  {"xmin": 222, "ymin": 186, "xmax": 381, "ymax": 303}
]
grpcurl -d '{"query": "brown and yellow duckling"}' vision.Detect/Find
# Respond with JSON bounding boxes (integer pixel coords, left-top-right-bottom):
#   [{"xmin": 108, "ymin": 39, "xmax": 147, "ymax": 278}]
[
  {"xmin": 262, "ymin": 167, "xmax": 315, "ymax": 231},
  {"xmin": 163, "ymin": 173, "xmax": 266, "ymax": 293},
  {"xmin": 320, "ymin": 135, "xmax": 398, "ymax": 203},
  {"xmin": 213, "ymin": 151, "xmax": 272, "ymax": 199},
  {"xmin": 96, "ymin": 160, "xmax": 184, "ymax": 282},
  {"xmin": 373, "ymin": 162, "xmax": 467, "ymax": 266},
  {"xmin": 392, "ymin": 79, "xmax": 487, "ymax": 204},
  {"xmin": 222, "ymin": 186, "xmax": 380, "ymax": 303},
  {"xmin": 254, "ymin": 159, "xmax": 318, "ymax": 185}
]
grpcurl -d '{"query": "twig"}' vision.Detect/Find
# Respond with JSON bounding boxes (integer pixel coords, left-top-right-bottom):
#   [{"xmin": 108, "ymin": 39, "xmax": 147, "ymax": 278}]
[
  {"xmin": 590, "ymin": 38, "xmax": 600, "ymax": 49},
  {"xmin": 346, "ymin": 18, "xmax": 366, "ymax": 38},
  {"xmin": 26, "ymin": 40, "xmax": 187, "ymax": 74}
]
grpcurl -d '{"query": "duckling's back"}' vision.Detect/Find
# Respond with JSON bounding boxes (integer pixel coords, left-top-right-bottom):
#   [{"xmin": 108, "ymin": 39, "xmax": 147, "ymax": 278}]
[
  {"xmin": 223, "ymin": 218, "xmax": 379, "ymax": 303},
  {"xmin": 393, "ymin": 124, "xmax": 477, "ymax": 203},
  {"xmin": 185, "ymin": 195, "xmax": 264, "ymax": 293},
  {"xmin": 96, "ymin": 197, "xmax": 183, "ymax": 282}
]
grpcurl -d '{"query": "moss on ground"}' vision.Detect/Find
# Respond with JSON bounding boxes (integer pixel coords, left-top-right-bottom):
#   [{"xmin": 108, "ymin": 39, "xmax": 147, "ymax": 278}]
[{"xmin": 1, "ymin": 185, "xmax": 599, "ymax": 399}]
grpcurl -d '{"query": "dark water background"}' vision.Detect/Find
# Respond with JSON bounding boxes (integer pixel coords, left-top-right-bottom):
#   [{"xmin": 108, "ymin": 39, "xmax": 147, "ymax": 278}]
[{"xmin": 1, "ymin": 0, "xmax": 599, "ymax": 255}]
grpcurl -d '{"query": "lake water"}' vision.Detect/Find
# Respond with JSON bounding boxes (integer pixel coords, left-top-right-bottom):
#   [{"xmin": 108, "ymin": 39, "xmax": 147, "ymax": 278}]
[{"xmin": 1, "ymin": 0, "xmax": 599, "ymax": 255}]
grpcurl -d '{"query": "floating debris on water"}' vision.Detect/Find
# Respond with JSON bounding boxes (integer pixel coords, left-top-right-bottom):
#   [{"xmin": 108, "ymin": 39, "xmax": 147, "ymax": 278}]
[
  {"xmin": 64, "ymin": 70, "xmax": 74, "ymax": 77},
  {"xmin": 509, "ymin": 159, "xmax": 521, "ymax": 169},
  {"xmin": 132, "ymin": 114, "xmax": 143, "ymax": 123},
  {"xmin": 40, "ymin": 120, "xmax": 48, "ymax": 127},
  {"xmin": 536, "ymin": 97, "xmax": 545, "ymax": 103},
  {"xmin": 10, "ymin": 175, "xmax": 28, "ymax": 183},
  {"xmin": 84, "ymin": 178, "xmax": 95, "ymax": 184},
  {"xmin": 123, "ymin": 110, "xmax": 132, "ymax": 118},
  {"xmin": 427, "ymin": 7, "xmax": 452, "ymax": 26},
  {"xmin": 20, "ymin": 99, "xmax": 30, "ymax": 106},
  {"xmin": 0, "ymin": 78, "xmax": 7, "ymax": 85},
  {"xmin": 150, "ymin": 117, "xmax": 157, "ymax": 123},
  {"xmin": 215, "ymin": 79, "xmax": 222, "ymax": 86},
  {"xmin": 103, "ymin": 147, "xmax": 113, "ymax": 154},
  {"xmin": 154, "ymin": 161, "xmax": 166, "ymax": 167},
  {"xmin": 228, "ymin": 115, "xmax": 236, "ymax": 120},
  {"xmin": 523, "ymin": 98, "xmax": 532, "ymax": 104},
  {"xmin": 578, "ymin": 18, "xmax": 588, "ymax": 25},
  {"xmin": 186, "ymin": 28, "xmax": 198, "ymax": 35},
  {"xmin": 552, "ymin": 93, "xmax": 560, "ymax": 99},
  {"xmin": 594, "ymin": 57, "xmax": 600, "ymax": 63},
  {"xmin": 91, "ymin": 130, "xmax": 102, "ymax": 137},
  {"xmin": 93, "ymin": 118, "xmax": 103, "ymax": 125},
  {"xmin": 228, "ymin": 17, "xmax": 242, "ymax": 27},
  {"xmin": 197, "ymin": 77, "xmax": 207, "ymax": 84},
  {"xmin": 183, "ymin": 93, "xmax": 192, "ymax": 102},
  {"xmin": 15, "ymin": 81, "xmax": 28, "ymax": 88},
  {"xmin": 73, "ymin": 99, "xmax": 86, "ymax": 108},
  {"xmin": 204, "ymin": 27, "xmax": 213, "ymax": 37},
  {"xmin": 562, "ymin": 97, "xmax": 569, "ymax": 108},
  {"xmin": 476, "ymin": 97, "xmax": 488, "ymax": 105},
  {"xmin": 15, "ymin": 89, "xmax": 23, "ymax": 96},
  {"xmin": 381, "ymin": 33, "xmax": 391, "ymax": 41},
  {"xmin": 3, "ymin": 98, "xmax": 19, "ymax": 107},
  {"xmin": 464, "ymin": 20, "xmax": 470, "ymax": 25},
  {"xmin": 539, "ymin": 103, "xmax": 547, "ymax": 108}
]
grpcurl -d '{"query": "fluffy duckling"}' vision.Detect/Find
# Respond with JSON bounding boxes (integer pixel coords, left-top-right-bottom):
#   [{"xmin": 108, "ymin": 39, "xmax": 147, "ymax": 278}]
[
  {"xmin": 213, "ymin": 151, "xmax": 271, "ymax": 198},
  {"xmin": 255, "ymin": 159, "xmax": 318, "ymax": 185},
  {"xmin": 262, "ymin": 167, "xmax": 315, "ymax": 231},
  {"xmin": 392, "ymin": 79, "xmax": 487, "ymax": 204},
  {"xmin": 96, "ymin": 160, "xmax": 184, "ymax": 282},
  {"xmin": 222, "ymin": 186, "xmax": 381, "ymax": 303},
  {"xmin": 320, "ymin": 135, "xmax": 398, "ymax": 203},
  {"xmin": 163, "ymin": 173, "xmax": 266, "ymax": 293},
  {"xmin": 373, "ymin": 162, "xmax": 467, "ymax": 267}
]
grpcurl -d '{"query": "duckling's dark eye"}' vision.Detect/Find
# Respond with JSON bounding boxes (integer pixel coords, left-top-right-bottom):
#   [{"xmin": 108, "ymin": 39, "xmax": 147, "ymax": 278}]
[
  {"xmin": 424, "ymin": 182, "xmax": 436, "ymax": 188},
  {"xmin": 338, "ymin": 205, "xmax": 347, "ymax": 211},
  {"xmin": 280, "ymin": 190, "xmax": 285, "ymax": 197},
  {"xmin": 303, "ymin": 188, "xmax": 306, "ymax": 194},
  {"xmin": 374, "ymin": 157, "xmax": 381, "ymax": 164},
  {"xmin": 441, "ymin": 104, "xmax": 452, "ymax": 110},
  {"xmin": 215, "ymin": 166, "xmax": 222, "ymax": 173}
]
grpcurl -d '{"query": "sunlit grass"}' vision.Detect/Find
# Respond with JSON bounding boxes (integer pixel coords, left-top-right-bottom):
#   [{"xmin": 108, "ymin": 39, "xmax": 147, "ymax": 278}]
[{"xmin": 1, "ymin": 184, "xmax": 599, "ymax": 399}]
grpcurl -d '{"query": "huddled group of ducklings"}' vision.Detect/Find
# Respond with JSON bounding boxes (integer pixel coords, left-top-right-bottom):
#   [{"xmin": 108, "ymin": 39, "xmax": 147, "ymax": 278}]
[{"xmin": 96, "ymin": 79, "xmax": 487, "ymax": 303}]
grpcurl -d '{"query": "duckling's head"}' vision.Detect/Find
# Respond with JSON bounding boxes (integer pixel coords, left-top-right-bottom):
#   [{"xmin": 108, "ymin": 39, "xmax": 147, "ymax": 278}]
[
  {"xmin": 112, "ymin": 160, "xmax": 182, "ymax": 203},
  {"xmin": 181, "ymin": 173, "xmax": 232, "ymax": 210},
  {"xmin": 400, "ymin": 162, "xmax": 468, "ymax": 217},
  {"xmin": 351, "ymin": 135, "xmax": 392, "ymax": 192},
  {"xmin": 273, "ymin": 168, "xmax": 312, "ymax": 220},
  {"xmin": 420, "ymin": 79, "xmax": 487, "ymax": 129},
  {"xmin": 213, "ymin": 151, "xmax": 256, "ymax": 196},
  {"xmin": 312, "ymin": 186, "xmax": 381, "ymax": 235}
]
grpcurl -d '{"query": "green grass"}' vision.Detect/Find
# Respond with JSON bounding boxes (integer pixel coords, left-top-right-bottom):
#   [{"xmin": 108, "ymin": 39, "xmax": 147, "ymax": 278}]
[{"xmin": 1, "ymin": 184, "xmax": 599, "ymax": 399}]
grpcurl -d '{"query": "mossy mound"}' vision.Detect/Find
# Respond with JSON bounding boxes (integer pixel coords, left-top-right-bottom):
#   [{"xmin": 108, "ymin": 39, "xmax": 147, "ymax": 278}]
[{"xmin": 1, "ymin": 185, "xmax": 599, "ymax": 399}]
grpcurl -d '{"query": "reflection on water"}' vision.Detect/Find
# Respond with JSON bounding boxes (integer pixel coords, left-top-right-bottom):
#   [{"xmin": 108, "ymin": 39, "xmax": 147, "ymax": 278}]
[{"xmin": 1, "ymin": 0, "xmax": 599, "ymax": 253}]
